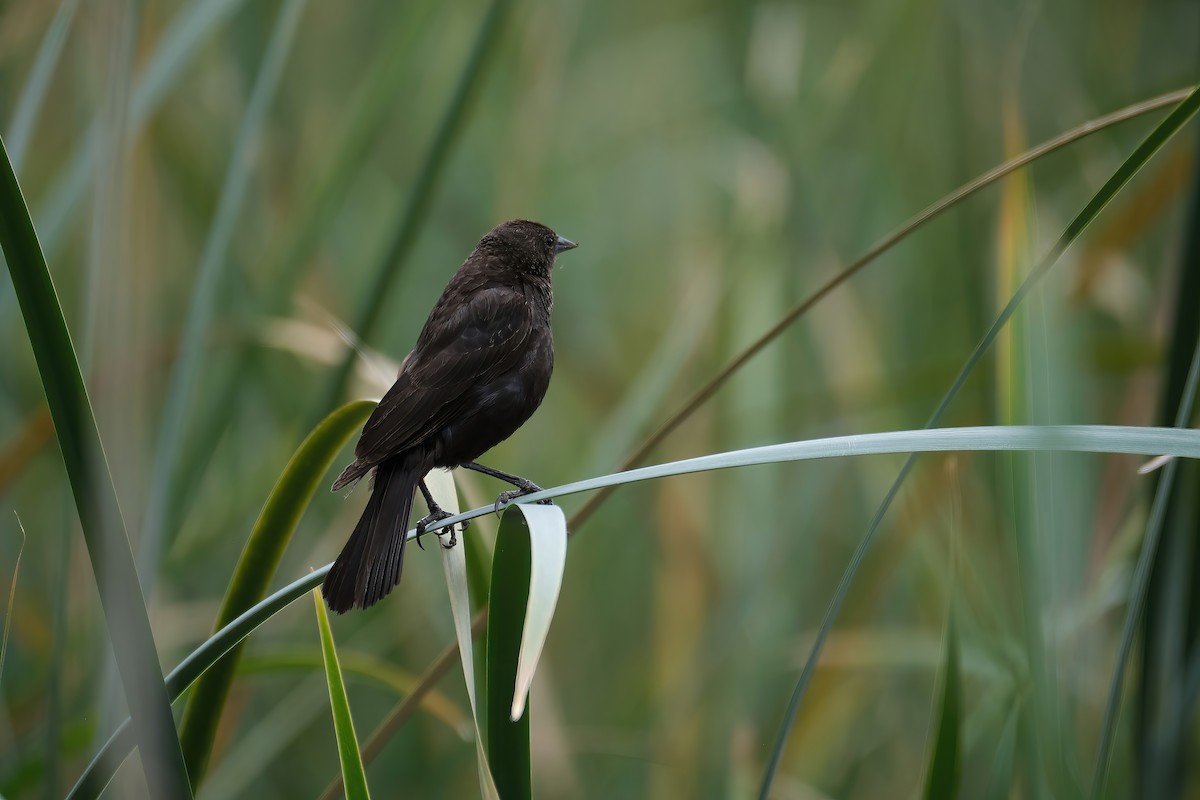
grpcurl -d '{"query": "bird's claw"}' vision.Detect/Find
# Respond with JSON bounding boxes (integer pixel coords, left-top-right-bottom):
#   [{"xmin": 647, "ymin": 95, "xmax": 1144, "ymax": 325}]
[
  {"xmin": 492, "ymin": 479, "xmax": 551, "ymax": 515},
  {"xmin": 415, "ymin": 509, "xmax": 466, "ymax": 550}
]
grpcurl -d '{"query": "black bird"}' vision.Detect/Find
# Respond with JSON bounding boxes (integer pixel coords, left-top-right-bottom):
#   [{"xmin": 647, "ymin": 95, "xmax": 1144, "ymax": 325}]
[{"xmin": 323, "ymin": 219, "xmax": 577, "ymax": 613}]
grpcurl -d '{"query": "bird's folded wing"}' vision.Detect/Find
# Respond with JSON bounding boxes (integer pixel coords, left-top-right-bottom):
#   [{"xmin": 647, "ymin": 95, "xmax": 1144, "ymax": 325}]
[{"xmin": 352, "ymin": 286, "xmax": 532, "ymax": 465}]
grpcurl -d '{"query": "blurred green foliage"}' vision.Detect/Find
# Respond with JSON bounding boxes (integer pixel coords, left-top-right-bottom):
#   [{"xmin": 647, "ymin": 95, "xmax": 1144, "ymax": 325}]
[{"xmin": 0, "ymin": 0, "xmax": 1197, "ymax": 797}]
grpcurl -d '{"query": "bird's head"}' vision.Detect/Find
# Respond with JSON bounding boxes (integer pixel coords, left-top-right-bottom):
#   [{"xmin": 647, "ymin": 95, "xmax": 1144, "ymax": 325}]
[{"xmin": 479, "ymin": 219, "xmax": 578, "ymax": 277}]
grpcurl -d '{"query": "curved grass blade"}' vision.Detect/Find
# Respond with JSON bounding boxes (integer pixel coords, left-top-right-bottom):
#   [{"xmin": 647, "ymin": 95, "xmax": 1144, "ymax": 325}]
[
  {"xmin": 139, "ymin": 0, "xmax": 309, "ymax": 587},
  {"xmin": 71, "ymin": 423, "xmax": 1200, "ymax": 797},
  {"xmin": 0, "ymin": 136, "xmax": 192, "ymax": 797},
  {"xmin": 315, "ymin": 91, "xmax": 1200, "ymax": 763},
  {"xmin": 313, "ymin": 588, "xmax": 371, "ymax": 800},
  {"xmin": 178, "ymin": 399, "xmax": 374, "ymax": 782},
  {"xmin": 1090, "ymin": 306, "xmax": 1200, "ymax": 796},
  {"xmin": 509, "ymin": 503, "xmax": 567, "ymax": 722},
  {"xmin": 567, "ymin": 87, "xmax": 1195, "ymax": 533},
  {"xmin": 486, "ymin": 508, "xmax": 534, "ymax": 800},
  {"xmin": 314, "ymin": 0, "xmax": 515, "ymax": 418},
  {"xmin": 756, "ymin": 84, "xmax": 1200, "ymax": 800}
]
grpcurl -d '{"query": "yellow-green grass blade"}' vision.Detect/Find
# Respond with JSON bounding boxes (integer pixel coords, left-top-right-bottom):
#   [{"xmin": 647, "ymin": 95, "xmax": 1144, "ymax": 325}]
[
  {"xmin": 313, "ymin": 589, "xmax": 371, "ymax": 800},
  {"xmin": 0, "ymin": 135, "xmax": 192, "ymax": 797},
  {"xmin": 178, "ymin": 399, "xmax": 373, "ymax": 782}
]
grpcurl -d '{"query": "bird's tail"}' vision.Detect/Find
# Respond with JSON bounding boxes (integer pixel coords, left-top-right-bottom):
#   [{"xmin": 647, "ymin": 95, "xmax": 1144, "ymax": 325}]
[{"xmin": 323, "ymin": 459, "xmax": 420, "ymax": 613}]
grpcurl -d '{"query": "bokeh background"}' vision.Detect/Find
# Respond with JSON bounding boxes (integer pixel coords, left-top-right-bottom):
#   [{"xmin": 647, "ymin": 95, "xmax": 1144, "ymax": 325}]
[{"xmin": 1, "ymin": 0, "xmax": 1199, "ymax": 797}]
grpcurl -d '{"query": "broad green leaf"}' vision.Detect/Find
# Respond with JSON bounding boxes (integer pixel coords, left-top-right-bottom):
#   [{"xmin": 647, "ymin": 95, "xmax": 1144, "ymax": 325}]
[
  {"xmin": 313, "ymin": 589, "xmax": 371, "ymax": 800},
  {"xmin": 486, "ymin": 507, "xmax": 533, "ymax": 800}
]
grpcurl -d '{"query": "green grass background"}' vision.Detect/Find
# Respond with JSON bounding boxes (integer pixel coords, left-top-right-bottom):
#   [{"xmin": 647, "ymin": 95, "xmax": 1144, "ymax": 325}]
[{"xmin": 0, "ymin": 0, "xmax": 1198, "ymax": 797}]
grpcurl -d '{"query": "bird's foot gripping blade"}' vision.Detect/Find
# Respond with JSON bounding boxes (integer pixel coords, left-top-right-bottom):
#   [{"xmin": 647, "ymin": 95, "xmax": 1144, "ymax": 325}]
[
  {"xmin": 415, "ymin": 508, "xmax": 466, "ymax": 550},
  {"xmin": 492, "ymin": 479, "xmax": 553, "ymax": 515}
]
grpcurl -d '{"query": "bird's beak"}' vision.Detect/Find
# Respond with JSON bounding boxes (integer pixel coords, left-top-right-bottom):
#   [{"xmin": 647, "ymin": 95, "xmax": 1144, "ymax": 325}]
[{"xmin": 554, "ymin": 235, "xmax": 578, "ymax": 254}]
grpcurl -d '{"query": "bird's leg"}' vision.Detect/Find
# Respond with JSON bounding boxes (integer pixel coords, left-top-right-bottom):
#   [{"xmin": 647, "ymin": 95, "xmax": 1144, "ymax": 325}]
[
  {"xmin": 415, "ymin": 479, "xmax": 464, "ymax": 549},
  {"xmin": 461, "ymin": 461, "xmax": 552, "ymax": 513}
]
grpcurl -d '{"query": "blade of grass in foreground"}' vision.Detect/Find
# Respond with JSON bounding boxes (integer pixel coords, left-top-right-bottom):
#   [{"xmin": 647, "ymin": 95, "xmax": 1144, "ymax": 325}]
[
  {"xmin": 178, "ymin": 399, "xmax": 374, "ymax": 783},
  {"xmin": 923, "ymin": 616, "xmax": 962, "ymax": 800},
  {"xmin": 756, "ymin": 84, "xmax": 1200, "ymax": 800},
  {"xmin": 313, "ymin": 588, "xmax": 371, "ymax": 800},
  {"xmin": 0, "ymin": 135, "xmax": 192, "ymax": 797},
  {"xmin": 485, "ymin": 508, "xmax": 534, "ymax": 800},
  {"xmin": 72, "ymin": 423, "xmax": 1200, "ymax": 797}
]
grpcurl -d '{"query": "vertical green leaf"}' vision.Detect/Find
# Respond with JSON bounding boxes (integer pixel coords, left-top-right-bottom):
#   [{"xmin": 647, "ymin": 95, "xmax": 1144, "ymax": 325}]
[
  {"xmin": 313, "ymin": 589, "xmax": 371, "ymax": 800},
  {"xmin": 486, "ymin": 508, "xmax": 534, "ymax": 800},
  {"xmin": 0, "ymin": 135, "xmax": 192, "ymax": 797}
]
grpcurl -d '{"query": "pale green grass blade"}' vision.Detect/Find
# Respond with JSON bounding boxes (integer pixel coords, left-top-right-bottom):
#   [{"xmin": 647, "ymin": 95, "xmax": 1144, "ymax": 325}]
[
  {"xmin": 756, "ymin": 85, "xmax": 1200, "ymax": 800},
  {"xmin": 69, "ymin": 423, "xmax": 1200, "ymax": 797},
  {"xmin": 508, "ymin": 503, "xmax": 567, "ymax": 722},
  {"xmin": 429, "ymin": 468, "xmax": 501, "ymax": 800},
  {"xmin": 138, "ymin": 0, "xmax": 309, "ymax": 586},
  {"xmin": 568, "ymin": 87, "xmax": 1195, "ymax": 532},
  {"xmin": 178, "ymin": 399, "xmax": 373, "ymax": 782},
  {"xmin": 312, "ymin": 589, "xmax": 371, "ymax": 800},
  {"xmin": 0, "ymin": 136, "xmax": 191, "ymax": 797}
]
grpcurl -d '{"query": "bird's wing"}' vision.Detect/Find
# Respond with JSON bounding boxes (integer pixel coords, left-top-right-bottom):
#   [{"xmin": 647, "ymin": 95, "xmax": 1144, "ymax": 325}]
[{"xmin": 352, "ymin": 285, "xmax": 532, "ymax": 465}]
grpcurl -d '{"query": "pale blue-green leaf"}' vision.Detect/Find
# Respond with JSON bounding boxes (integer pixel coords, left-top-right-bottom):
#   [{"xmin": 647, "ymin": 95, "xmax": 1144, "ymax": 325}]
[
  {"xmin": 428, "ymin": 468, "xmax": 500, "ymax": 800},
  {"xmin": 509, "ymin": 503, "xmax": 566, "ymax": 721}
]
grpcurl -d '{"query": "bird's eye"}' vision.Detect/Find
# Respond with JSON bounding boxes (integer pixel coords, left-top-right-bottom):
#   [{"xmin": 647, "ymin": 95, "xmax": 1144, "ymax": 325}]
[{"xmin": 544, "ymin": 234, "xmax": 556, "ymax": 248}]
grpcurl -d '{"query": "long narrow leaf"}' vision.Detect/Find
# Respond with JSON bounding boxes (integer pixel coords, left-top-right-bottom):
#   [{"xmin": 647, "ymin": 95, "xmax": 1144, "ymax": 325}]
[
  {"xmin": 178, "ymin": 399, "xmax": 374, "ymax": 781},
  {"xmin": 313, "ymin": 589, "xmax": 371, "ymax": 800},
  {"xmin": 430, "ymin": 469, "xmax": 501, "ymax": 800},
  {"xmin": 69, "ymin": 422, "xmax": 1200, "ymax": 796},
  {"xmin": 509, "ymin": 503, "xmax": 567, "ymax": 721},
  {"xmin": 486, "ymin": 508, "xmax": 534, "ymax": 800},
  {"xmin": 923, "ymin": 616, "xmax": 962, "ymax": 800},
  {"xmin": 0, "ymin": 136, "xmax": 192, "ymax": 797},
  {"xmin": 756, "ymin": 84, "xmax": 1200, "ymax": 799}
]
